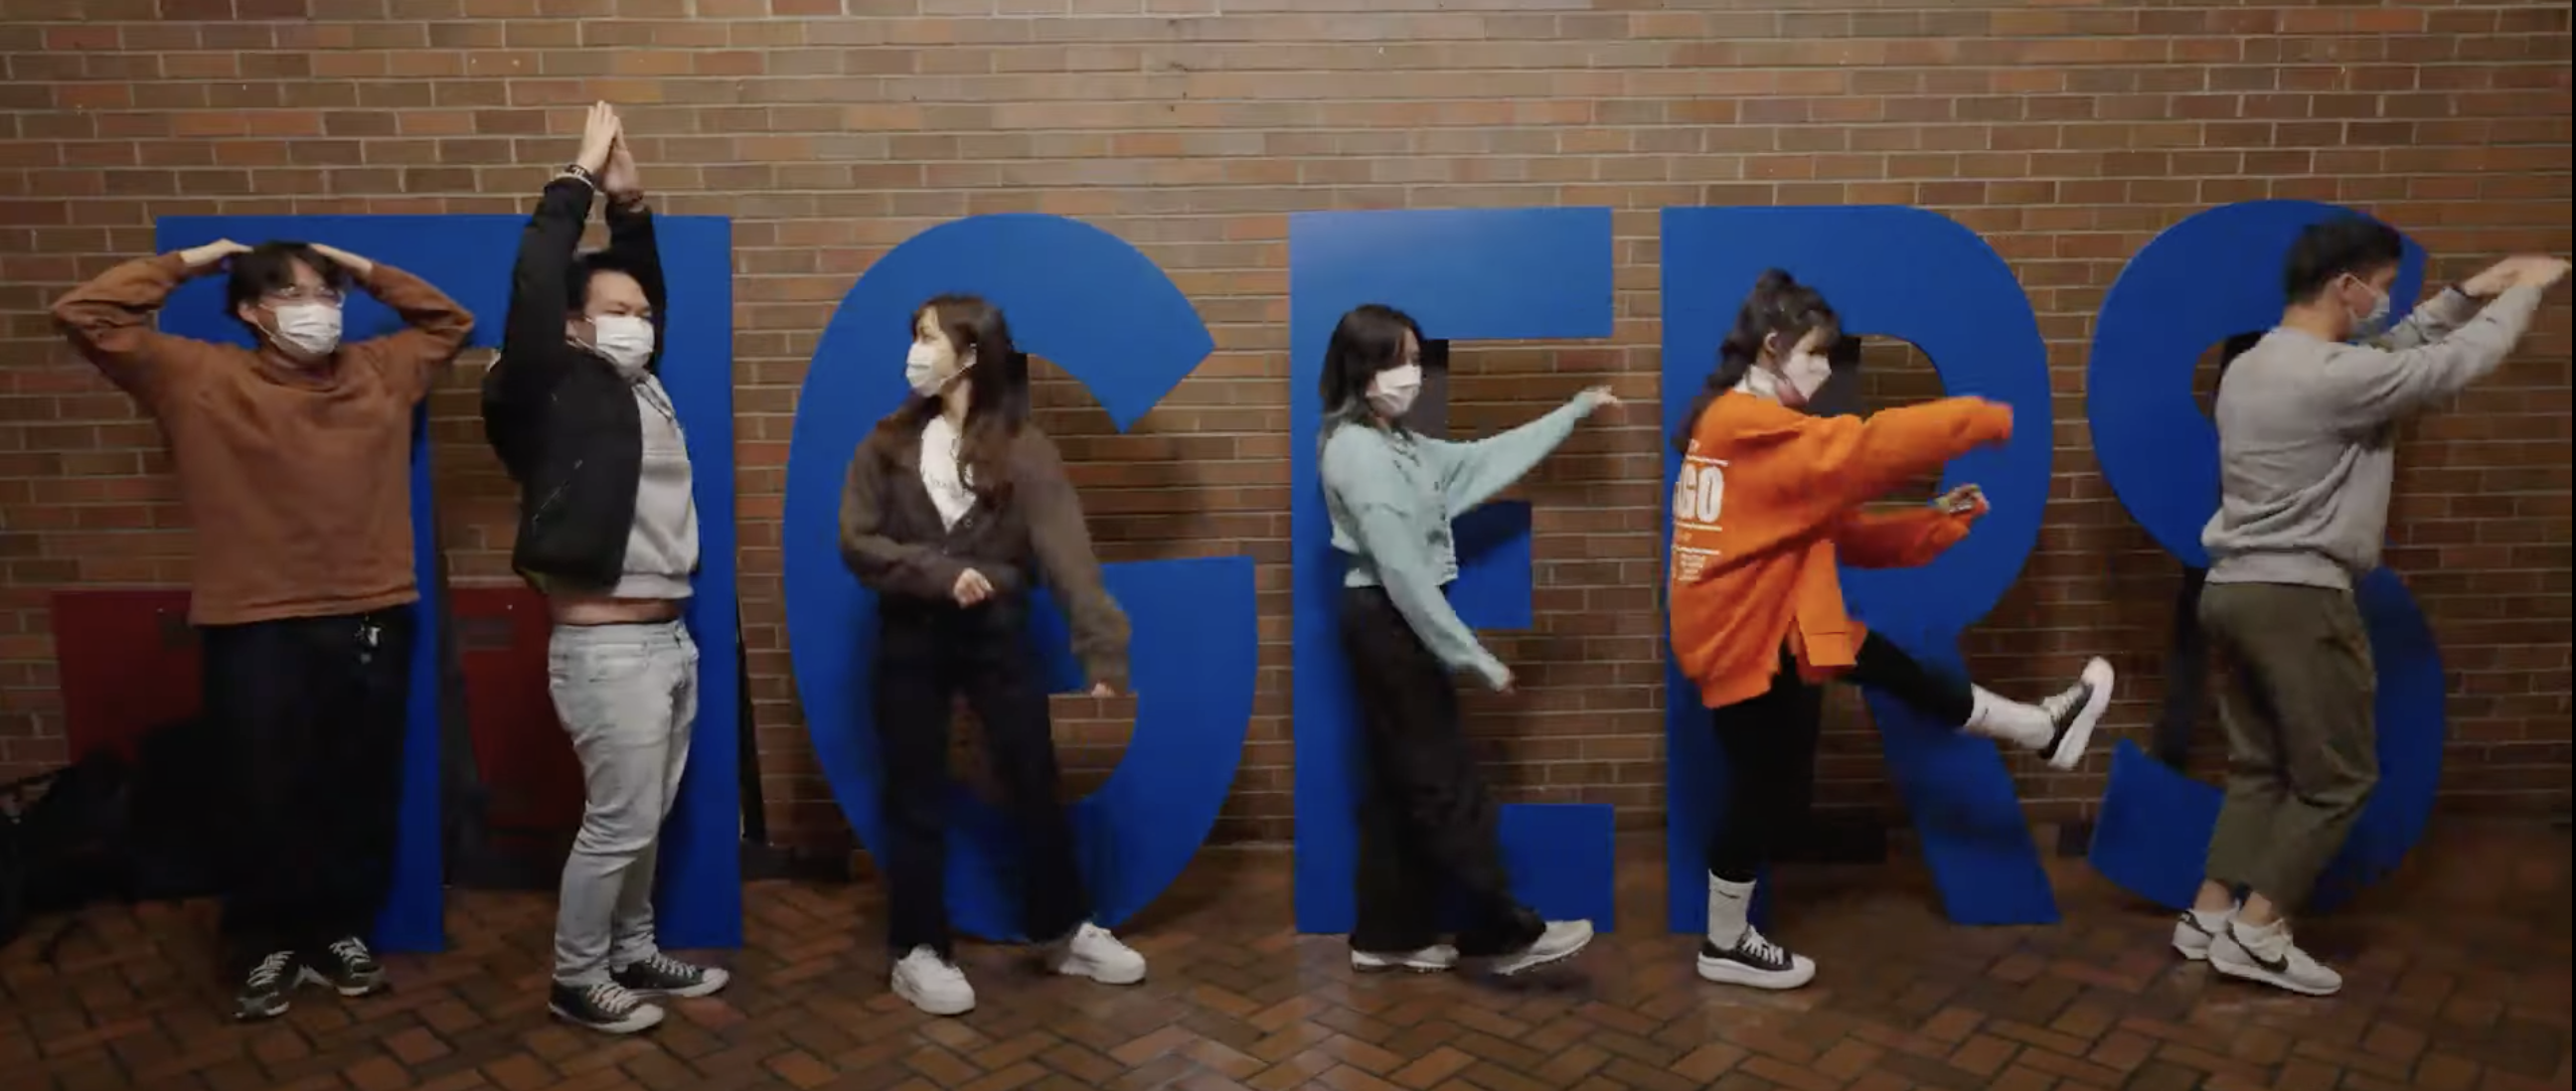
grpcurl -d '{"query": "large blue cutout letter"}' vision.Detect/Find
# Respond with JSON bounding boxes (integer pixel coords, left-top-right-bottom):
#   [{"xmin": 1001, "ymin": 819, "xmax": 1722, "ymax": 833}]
[
  {"xmin": 2086, "ymin": 200, "xmax": 2443, "ymax": 912},
  {"xmin": 155, "ymin": 214, "xmax": 743, "ymax": 950},
  {"xmin": 1660, "ymin": 207, "xmax": 2062, "ymax": 930},
  {"xmin": 1289, "ymin": 209, "xmax": 1620, "ymax": 934},
  {"xmin": 782, "ymin": 215, "xmax": 1256, "ymax": 939}
]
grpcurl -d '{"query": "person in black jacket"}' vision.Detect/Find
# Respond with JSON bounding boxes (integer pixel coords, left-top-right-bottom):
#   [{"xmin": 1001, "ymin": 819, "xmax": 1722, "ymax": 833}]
[{"xmin": 481, "ymin": 102, "xmax": 724, "ymax": 1035}]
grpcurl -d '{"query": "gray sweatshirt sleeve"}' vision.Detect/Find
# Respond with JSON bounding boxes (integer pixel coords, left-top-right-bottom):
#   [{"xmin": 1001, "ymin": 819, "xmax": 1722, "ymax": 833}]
[
  {"xmin": 1420, "ymin": 391, "xmax": 1604, "ymax": 513},
  {"xmin": 2379, "ymin": 285, "xmax": 2480, "ymax": 351},
  {"xmin": 2319, "ymin": 284, "xmax": 2543, "ymax": 430},
  {"xmin": 1322, "ymin": 429, "xmax": 1511, "ymax": 690}
]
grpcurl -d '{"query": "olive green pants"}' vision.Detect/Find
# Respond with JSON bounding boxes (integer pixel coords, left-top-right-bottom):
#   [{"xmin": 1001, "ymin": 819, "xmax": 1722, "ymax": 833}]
[{"xmin": 2198, "ymin": 581, "xmax": 2379, "ymax": 913}]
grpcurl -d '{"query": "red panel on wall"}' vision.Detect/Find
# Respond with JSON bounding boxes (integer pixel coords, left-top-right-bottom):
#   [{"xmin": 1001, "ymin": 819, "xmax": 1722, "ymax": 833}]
[
  {"xmin": 52, "ymin": 589, "xmax": 202, "ymax": 761},
  {"xmin": 49, "ymin": 585, "xmax": 583, "ymax": 841},
  {"xmin": 447, "ymin": 585, "xmax": 583, "ymax": 839}
]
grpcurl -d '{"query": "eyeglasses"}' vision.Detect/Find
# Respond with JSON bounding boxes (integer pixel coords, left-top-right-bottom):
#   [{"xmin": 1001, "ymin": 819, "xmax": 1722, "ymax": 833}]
[{"xmin": 265, "ymin": 287, "xmax": 344, "ymax": 306}]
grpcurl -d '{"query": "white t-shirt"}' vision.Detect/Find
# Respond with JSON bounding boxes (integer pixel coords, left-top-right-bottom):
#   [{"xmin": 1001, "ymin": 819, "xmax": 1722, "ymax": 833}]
[{"xmin": 918, "ymin": 415, "xmax": 975, "ymax": 530}]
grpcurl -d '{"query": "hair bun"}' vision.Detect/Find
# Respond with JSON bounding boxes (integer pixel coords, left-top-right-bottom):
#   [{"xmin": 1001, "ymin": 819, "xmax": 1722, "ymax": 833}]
[{"xmin": 1754, "ymin": 267, "xmax": 1798, "ymax": 292}]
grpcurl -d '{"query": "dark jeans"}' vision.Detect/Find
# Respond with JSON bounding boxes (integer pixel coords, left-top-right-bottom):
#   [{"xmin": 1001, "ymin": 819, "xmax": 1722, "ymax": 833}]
[
  {"xmin": 874, "ymin": 594, "xmax": 1088, "ymax": 958},
  {"xmin": 1339, "ymin": 586, "xmax": 1543, "ymax": 957},
  {"xmin": 201, "ymin": 606, "xmax": 415, "ymax": 969},
  {"xmin": 1703, "ymin": 633, "xmax": 1973, "ymax": 883}
]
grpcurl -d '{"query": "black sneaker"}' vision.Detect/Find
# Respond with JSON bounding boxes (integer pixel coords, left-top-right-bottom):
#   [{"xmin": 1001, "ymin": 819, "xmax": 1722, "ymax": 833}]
[
  {"xmin": 233, "ymin": 950, "xmax": 304, "ymax": 1021},
  {"xmin": 611, "ymin": 953, "xmax": 730, "ymax": 1000},
  {"xmin": 549, "ymin": 980, "xmax": 666, "ymax": 1034},
  {"xmin": 307, "ymin": 936, "xmax": 390, "ymax": 997},
  {"xmin": 2034, "ymin": 658, "xmax": 2116, "ymax": 770},
  {"xmin": 1693, "ymin": 926, "xmax": 1817, "ymax": 991}
]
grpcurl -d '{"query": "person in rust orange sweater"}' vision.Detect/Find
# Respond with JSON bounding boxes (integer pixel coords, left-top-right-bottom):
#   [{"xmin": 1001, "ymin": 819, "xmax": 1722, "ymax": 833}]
[
  {"xmin": 1666, "ymin": 270, "xmax": 2114, "ymax": 992},
  {"xmin": 53, "ymin": 236, "xmax": 472, "ymax": 1020}
]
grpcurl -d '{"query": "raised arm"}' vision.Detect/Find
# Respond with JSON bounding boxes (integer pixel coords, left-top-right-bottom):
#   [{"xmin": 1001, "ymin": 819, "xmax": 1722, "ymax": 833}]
[
  {"xmin": 1325, "ymin": 429, "xmax": 1511, "ymax": 691},
  {"xmin": 50, "ymin": 240, "xmax": 245, "ymax": 405},
  {"xmin": 2377, "ymin": 285, "xmax": 2480, "ymax": 352},
  {"xmin": 1020, "ymin": 432, "xmax": 1132, "ymax": 693},
  {"xmin": 492, "ymin": 102, "xmax": 621, "ymax": 413},
  {"xmin": 839, "ymin": 432, "xmax": 970, "ymax": 602},
  {"xmin": 2318, "ymin": 282, "xmax": 2548, "ymax": 430},
  {"xmin": 599, "ymin": 129, "xmax": 668, "ymax": 372},
  {"xmin": 319, "ymin": 244, "xmax": 473, "ymax": 402},
  {"xmin": 1425, "ymin": 388, "xmax": 1612, "ymax": 512}
]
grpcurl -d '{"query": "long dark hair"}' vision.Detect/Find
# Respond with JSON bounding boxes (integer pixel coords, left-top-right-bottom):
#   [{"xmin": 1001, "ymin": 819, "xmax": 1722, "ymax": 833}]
[
  {"xmin": 897, "ymin": 293, "xmax": 1029, "ymax": 501},
  {"xmin": 1673, "ymin": 268, "xmax": 1842, "ymax": 452},
  {"xmin": 1317, "ymin": 303, "xmax": 1424, "ymax": 441}
]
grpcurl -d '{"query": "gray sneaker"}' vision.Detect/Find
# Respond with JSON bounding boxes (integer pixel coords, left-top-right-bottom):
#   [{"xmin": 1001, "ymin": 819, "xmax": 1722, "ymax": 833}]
[
  {"xmin": 1485, "ymin": 920, "xmax": 1594, "ymax": 977},
  {"xmin": 2208, "ymin": 922, "xmax": 2342, "ymax": 996}
]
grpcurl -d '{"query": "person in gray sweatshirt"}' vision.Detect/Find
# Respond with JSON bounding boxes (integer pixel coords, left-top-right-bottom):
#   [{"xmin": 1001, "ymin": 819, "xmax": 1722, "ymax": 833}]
[
  {"xmin": 2172, "ymin": 214, "xmax": 2568, "ymax": 997},
  {"xmin": 1317, "ymin": 303, "xmax": 1618, "ymax": 978}
]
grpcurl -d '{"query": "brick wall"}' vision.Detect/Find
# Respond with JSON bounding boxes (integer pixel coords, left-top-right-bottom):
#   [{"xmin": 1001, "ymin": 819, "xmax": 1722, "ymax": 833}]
[{"xmin": 1, "ymin": 2, "xmax": 2568, "ymax": 849}]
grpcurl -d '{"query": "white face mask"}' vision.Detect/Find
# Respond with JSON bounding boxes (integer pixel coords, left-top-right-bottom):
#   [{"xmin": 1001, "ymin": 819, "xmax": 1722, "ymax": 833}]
[
  {"xmin": 1366, "ymin": 363, "xmax": 1422, "ymax": 419},
  {"xmin": 267, "ymin": 302, "xmax": 342, "ymax": 359},
  {"xmin": 1780, "ymin": 349, "xmax": 1833, "ymax": 402},
  {"xmin": 587, "ymin": 314, "xmax": 655, "ymax": 376},
  {"xmin": 905, "ymin": 340, "xmax": 972, "ymax": 396},
  {"xmin": 2346, "ymin": 276, "xmax": 2392, "ymax": 339}
]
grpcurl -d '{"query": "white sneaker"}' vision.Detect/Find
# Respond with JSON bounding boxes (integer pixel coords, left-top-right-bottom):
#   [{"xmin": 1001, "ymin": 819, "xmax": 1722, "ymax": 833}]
[
  {"xmin": 1696, "ymin": 926, "xmax": 1817, "ymax": 991},
  {"xmin": 890, "ymin": 947, "xmax": 976, "ymax": 1015},
  {"xmin": 2172, "ymin": 908, "xmax": 2230, "ymax": 962},
  {"xmin": 2034, "ymin": 658, "xmax": 2115, "ymax": 769},
  {"xmin": 2208, "ymin": 922, "xmax": 2342, "ymax": 997},
  {"xmin": 1046, "ymin": 923, "xmax": 1147, "ymax": 986},
  {"xmin": 1485, "ymin": 920, "xmax": 1594, "ymax": 977},
  {"xmin": 1352, "ymin": 944, "xmax": 1459, "ymax": 973}
]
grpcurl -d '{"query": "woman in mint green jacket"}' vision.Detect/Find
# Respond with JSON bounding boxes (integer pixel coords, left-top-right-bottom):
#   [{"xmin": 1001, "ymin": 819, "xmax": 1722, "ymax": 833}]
[{"xmin": 1316, "ymin": 302, "xmax": 1618, "ymax": 979}]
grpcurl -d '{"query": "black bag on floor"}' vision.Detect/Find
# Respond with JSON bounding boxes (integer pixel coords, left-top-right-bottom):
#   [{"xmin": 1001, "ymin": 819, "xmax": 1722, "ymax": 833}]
[{"xmin": 0, "ymin": 747, "xmax": 135, "ymax": 953}]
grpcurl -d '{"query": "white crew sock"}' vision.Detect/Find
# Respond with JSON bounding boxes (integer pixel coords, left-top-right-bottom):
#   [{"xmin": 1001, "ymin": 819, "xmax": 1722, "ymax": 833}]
[
  {"xmin": 1966, "ymin": 687, "xmax": 2053, "ymax": 750},
  {"xmin": 2188, "ymin": 905, "xmax": 2233, "ymax": 936},
  {"xmin": 1705, "ymin": 874, "xmax": 1755, "ymax": 948}
]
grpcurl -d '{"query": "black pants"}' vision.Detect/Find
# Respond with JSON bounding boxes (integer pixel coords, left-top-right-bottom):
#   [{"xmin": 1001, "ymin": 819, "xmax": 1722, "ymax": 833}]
[
  {"xmin": 874, "ymin": 595, "xmax": 1088, "ymax": 957},
  {"xmin": 1703, "ymin": 633, "xmax": 1973, "ymax": 883},
  {"xmin": 1340, "ymin": 586, "xmax": 1543, "ymax": 957},
  {"xmin": 201, "ymin": 606, "xmax": 416, "ymax": 968}
]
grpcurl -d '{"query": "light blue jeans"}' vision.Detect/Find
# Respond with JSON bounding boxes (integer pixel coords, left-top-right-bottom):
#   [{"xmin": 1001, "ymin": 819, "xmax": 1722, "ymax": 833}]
[{"xmin": 549, "ymin": 619, "xmax": 698, "ymax": 987}]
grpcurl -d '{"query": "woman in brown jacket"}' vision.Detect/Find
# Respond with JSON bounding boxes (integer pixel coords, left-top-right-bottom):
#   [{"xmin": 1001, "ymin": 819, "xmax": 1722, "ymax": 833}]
[{"xmin": 837, "ymin": 293, "xmax": 1143, "ymax": 1016}]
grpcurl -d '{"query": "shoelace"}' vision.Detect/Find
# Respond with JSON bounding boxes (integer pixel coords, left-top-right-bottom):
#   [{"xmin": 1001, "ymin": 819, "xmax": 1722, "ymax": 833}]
[
  {"xmin": 635, "ymin": 953, "xmax": 696, "ymax": 982},
  {"xmin": 584, "ymin": 981, "xmax": 644, "ymax": 1015},
  {"xmin": 326, "ymin": 938, "xmax": 373, "ymax": 967},
  {"xmin": 245, "ymin": 951, "xmax": 295, "ymax": 990},
  {"xmin": 1737, "ymin": 929, "xmax": 1791, "ymax": 967},
  {"xmin": 2040, "ymin": 681, "xmax": 2089, "ymax": 724}
]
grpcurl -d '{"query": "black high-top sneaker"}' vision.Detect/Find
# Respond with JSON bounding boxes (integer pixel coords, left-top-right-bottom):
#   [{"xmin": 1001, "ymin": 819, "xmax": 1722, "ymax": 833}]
[
  {"xmin": 612, "ymin": 953, "xmax": 731, "ymax": 999},
  {"xmin": 549, "ymin": 980, "xmax": 666, "ymax": 1034}
]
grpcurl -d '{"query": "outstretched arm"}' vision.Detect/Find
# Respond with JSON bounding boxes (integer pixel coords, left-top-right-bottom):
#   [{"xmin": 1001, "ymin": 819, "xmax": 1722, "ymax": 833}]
[{"xmin": 1427, "ymin": 388, "xmax": 1615, "ymax": 512}]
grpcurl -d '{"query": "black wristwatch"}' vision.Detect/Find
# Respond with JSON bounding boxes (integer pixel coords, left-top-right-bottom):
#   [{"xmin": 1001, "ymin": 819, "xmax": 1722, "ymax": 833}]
[{"xmin": 558, "ymin": 163, "xmax": 599, "ymax": 188}]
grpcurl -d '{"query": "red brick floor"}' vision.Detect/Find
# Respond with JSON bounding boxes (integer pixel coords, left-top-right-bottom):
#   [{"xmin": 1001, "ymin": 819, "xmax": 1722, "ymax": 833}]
[{"xmin": 4, "ymin": 822, "xmax": 2568, "ymax": 1091}]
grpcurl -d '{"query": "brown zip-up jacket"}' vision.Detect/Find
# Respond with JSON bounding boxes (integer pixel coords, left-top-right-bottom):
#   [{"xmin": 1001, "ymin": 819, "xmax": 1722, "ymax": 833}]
[
  {"xmin": 838, "ymin": 410, "xmax": 1130, "ymax": 690},
  {"xmin": 51, "ymin": 252, "xmax": 474, "ymax": 626}
]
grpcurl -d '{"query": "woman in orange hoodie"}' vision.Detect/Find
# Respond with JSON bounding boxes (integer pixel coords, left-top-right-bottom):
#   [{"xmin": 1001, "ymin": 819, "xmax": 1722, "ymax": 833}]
[{"xmin": 1667, "ymin": 270, "xmax": 2115, "ymax": 991}]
